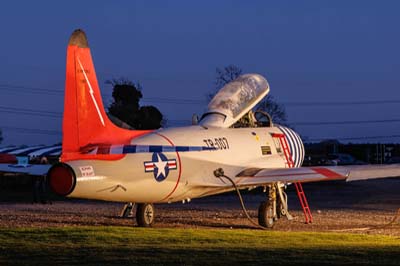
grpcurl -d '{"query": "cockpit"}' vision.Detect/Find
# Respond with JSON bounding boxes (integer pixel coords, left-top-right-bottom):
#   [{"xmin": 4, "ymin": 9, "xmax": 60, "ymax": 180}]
[{"xmin": 199, "ymin": 74, "xmax": 272, "ymax": 128}]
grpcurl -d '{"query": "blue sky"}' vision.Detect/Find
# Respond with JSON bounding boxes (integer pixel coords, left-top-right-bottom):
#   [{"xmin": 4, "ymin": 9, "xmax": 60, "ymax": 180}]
[{"xmin": 1, "ymin": 1, "xmax": 400, "ymax": 145}]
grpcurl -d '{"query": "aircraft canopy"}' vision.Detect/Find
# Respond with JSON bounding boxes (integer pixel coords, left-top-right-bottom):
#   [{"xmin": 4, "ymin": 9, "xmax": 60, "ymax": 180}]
[{"xmin": 200, "ymin": 74, "xmax": 270, "ymax": 128}]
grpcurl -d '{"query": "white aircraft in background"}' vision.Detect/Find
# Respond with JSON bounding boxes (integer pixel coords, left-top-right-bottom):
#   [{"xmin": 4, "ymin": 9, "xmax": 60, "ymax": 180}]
[
  {"xmin": 0, "ymin": 145, "xmax": 60, "ymax": 175},
  {"xmin": 4, "ymin": 29, "xmax": 400, "ymax": 228}
]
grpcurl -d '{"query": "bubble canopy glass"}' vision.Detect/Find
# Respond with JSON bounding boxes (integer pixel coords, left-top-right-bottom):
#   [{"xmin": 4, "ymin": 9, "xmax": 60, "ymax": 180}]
[{"xmin": 200, "ymin": 74, "xmax": 270, "ymax": 128}]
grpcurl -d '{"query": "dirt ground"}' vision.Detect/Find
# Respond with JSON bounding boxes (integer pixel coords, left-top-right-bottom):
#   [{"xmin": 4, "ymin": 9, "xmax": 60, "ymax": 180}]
[{"xmin": 1, "ymin": 178, "xmax": 400, "ymax": 236}]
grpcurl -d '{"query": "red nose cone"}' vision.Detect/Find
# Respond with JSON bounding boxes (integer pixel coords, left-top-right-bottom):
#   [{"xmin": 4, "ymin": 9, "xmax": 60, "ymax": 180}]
[{"xmin": 48, "ymin": 164, "xmax": 76, "ymax": 196}]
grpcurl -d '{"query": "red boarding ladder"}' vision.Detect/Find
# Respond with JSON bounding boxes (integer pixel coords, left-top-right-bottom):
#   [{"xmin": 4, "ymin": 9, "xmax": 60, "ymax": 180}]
[{"xmin": 272, "ymin": 133, "xmax": 313, "ymax": 224}]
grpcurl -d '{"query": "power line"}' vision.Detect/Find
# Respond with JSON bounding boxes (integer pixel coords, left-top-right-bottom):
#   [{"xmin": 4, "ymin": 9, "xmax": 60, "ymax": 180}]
[
  {"xmin": 142, "ymin": 97, "xmax": 205, "ymax": 105},
  {"xmin": 292, "ymin": 119, "xmax": 400, "ymax": 126},
  {"xmin": 284, "ymin": 100, "xmax": 400, "ymax": 107},
  {"xmin": 0, "ymin": 106, "xmax": 61, "ymax": 118},
  {"xmin": 2, "ymin": 82, "xmax": 400, "ymax": 107},
  {"xmin": 307, "ymin": 135, "xmax": 400, "ymax": 142},
  {"xmin": 1, "ymin": 118, "xmax": 400, "ymax": 142},
  {"xmin": 0, "ymin": 84, "xmax": 63, "ymax": 95},
  {"xmin": 2, "ymin": 82, "xmax": 400, "ymax": 140},
  {"xmin": 0, "ymin": 83, "xmax": 206, "ymax": 105},
  {"xmin": 0, "ymin": 126, "xmax": 61, "ymax": 136},
  {"xmin": 169, "ymin": 118, "xmax": 400, "ymax": 126},
  {"xmin": 2, "ymin": 106, "xmax": 400, "ymax": 128},
  {"xmin": 2, "ymin": 124, "xmax": 400, "ymax": 143}
]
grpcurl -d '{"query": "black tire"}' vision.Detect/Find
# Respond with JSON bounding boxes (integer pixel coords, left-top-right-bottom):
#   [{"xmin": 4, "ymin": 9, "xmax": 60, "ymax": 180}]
[
  {"xmin": 136, "ymin": 203, "xmax": 155, "ymax": 227},
  {"xmin": 258, "ymin": 201, "xmax": 274, "ymax": 228}
]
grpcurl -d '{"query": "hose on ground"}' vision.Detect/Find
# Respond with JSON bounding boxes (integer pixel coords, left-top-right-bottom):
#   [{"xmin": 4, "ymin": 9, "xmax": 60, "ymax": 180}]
[{"xmin": 214, "ymin": 168, "xmax": 268, "ymax": 230}]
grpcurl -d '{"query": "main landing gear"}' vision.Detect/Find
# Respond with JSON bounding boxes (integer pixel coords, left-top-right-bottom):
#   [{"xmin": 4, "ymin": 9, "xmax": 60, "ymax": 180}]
[
  {"xmin": 258, "ymin": 183, "xmax": 293, "ymax": 228},
  {"xmin": 120, "ymin": 202, "xmax": 155, "ymax": 227},
  {"xmin": 136, "ymin": 203, "xmax": 155, "ymax": 227}
]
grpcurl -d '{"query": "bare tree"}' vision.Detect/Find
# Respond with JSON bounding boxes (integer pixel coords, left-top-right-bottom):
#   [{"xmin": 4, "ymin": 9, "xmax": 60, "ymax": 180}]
[
  {"xmin": 207, "ymin": 65, "xmax": 243, "ymax": 100},
  {"xmin": 256, "ymin": 95, "xmax": 289, "ymax": 126},
  {"xmin": 215, "ymin": 64, "xmax": 243, "ymax": 90}
]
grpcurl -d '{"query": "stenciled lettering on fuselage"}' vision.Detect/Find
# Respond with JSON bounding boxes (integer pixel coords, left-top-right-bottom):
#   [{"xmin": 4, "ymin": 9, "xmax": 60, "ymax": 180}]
[
  {"xmin": 202, "ymin": 137, "xmax": 230, "ymax": 150},
  {"xmin": 277, "ymin": 125, "xmax": 305, "ymax": 167},
  {"xmin": 144, "ymin": 152, "xmax": 177, "ymax": 182}
]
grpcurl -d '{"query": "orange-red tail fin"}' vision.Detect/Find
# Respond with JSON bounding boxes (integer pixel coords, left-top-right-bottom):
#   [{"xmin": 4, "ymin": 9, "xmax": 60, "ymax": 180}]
[{"xmin": 62, "ymin": 29, "xmax": 151, "ymax": 162}]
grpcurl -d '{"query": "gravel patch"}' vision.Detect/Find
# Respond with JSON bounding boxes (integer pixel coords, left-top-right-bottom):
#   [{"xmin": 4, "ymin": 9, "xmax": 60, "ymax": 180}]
[{"xmin": 0, "ymin": 179, "xmax": 399, "ymax": 235}]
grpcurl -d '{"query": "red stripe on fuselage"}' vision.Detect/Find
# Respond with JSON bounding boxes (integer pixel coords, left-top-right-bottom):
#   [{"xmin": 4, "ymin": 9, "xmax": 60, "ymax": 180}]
[{"xmin": 156, "ymin": 133, "xmax": 182, "ymax": 202}]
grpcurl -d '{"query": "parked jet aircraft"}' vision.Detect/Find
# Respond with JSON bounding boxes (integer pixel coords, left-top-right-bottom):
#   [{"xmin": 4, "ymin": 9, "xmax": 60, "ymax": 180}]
[{"xmin": 4, "ymin": 29, "xmax": 400, "ymax": 228}]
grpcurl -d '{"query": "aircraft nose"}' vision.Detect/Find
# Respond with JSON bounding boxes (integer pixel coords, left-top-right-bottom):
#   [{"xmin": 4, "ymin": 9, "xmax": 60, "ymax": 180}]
[{"xmin": 47, "ymin": 163, "xmax": 76, "ymax": 196}]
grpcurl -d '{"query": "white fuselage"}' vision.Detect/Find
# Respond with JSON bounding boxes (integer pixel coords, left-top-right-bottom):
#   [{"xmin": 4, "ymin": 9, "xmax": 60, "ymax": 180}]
[{"xmin": 66, "ymin": 125, "xmax": 304, "ymax": 203}]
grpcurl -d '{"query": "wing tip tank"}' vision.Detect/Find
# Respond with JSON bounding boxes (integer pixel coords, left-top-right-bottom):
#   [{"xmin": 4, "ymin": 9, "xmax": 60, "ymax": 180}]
[{"xmin": 68, "ymin": 29, "xmax": 89, "ymax": 48}]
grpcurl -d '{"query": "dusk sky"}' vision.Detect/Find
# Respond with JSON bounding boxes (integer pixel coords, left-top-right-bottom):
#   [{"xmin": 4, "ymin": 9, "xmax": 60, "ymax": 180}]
[{"xmin": 1, "ymin": 1, "xmax": 400, "ymax": 145}]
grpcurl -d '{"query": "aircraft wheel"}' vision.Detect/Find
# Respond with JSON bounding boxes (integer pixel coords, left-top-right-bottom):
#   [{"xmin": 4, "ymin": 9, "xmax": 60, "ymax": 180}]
[
  {"xmin": 258, "ymin": 201, "xmax": 274, "ymax": 228},
  {"xmin": 136, "ymin": 203, "xmax": 155, "ymax": 227}
]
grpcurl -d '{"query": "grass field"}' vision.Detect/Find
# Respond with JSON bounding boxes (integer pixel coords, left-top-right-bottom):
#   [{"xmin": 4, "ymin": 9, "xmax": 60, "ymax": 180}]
[{"xmin": 0, "ymin": 227, "xmax": 399, "ymax": 266}]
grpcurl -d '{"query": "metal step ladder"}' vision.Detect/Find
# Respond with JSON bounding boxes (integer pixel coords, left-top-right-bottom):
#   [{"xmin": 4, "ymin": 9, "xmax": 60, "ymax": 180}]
[{"xmin": 272, "ymin": 133, "xmax": 313, "ymax": 223}]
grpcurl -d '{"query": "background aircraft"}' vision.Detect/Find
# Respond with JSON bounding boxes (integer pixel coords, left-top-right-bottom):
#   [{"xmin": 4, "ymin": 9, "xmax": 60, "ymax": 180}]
[{"xmin": 0, "ymin": 145, "xmax": 60, "ymax": 175}]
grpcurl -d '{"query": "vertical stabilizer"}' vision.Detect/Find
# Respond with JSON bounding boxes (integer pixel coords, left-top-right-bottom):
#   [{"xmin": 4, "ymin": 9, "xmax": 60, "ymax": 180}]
[{"xmin": 62, "ymin": 29, "xmax": 151, "ymax": 161}]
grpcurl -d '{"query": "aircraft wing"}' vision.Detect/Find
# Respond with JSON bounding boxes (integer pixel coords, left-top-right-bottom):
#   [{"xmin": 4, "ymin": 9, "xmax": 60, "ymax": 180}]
[
  {"xmin": 0, "ymin": 164, "xmax": 51, "ymax": 176},
  {"xmin": 234, "ymin": 164, "xmax": 400, "ymax": 187}
]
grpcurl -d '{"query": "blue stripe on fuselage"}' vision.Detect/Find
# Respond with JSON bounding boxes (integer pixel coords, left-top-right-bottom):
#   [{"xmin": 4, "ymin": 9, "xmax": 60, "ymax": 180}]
[{"xmin": 85, "ymin": 145, "xmax": 216, "ymax": 155}]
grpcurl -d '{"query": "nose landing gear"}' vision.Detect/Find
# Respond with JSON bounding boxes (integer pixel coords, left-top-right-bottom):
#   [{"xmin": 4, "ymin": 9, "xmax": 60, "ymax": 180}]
[{"xmin": 258, "ymin": 183, "xmax": 292, "ymax": 228}]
